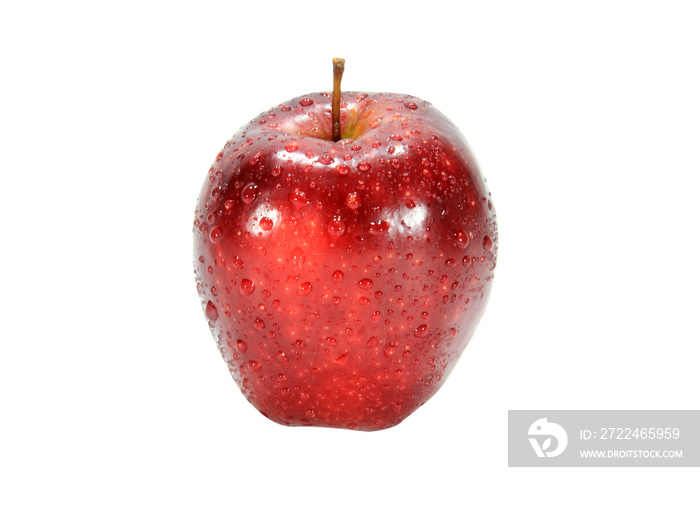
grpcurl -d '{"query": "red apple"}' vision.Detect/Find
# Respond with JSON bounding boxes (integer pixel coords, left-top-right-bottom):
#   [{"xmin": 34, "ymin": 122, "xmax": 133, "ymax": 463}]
[{"xmin": 193, "ymin": 65, "xmax": 497, "ymax": 431}]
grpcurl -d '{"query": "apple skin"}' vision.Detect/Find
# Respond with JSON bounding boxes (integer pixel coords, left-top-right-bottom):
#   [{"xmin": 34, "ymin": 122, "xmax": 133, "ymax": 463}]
[{"xmin": 193, "ymin": 92, "xmax": 497, "ymax": 431}]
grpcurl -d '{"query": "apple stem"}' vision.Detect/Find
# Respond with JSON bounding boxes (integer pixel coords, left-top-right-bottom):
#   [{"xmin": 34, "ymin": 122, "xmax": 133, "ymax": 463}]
[{"xmin": 332, "ymin": 58, "xmax": 345, "ymax": 141}]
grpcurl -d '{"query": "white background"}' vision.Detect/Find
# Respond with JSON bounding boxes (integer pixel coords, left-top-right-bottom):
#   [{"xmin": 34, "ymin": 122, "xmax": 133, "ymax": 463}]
[{"xmin": 1, "ymin": 0, "xmax": 699, "ymax": 523}]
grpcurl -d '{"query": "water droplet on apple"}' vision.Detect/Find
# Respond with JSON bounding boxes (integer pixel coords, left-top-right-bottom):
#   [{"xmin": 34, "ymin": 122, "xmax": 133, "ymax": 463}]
[
  {"xmin": 289, "ymin": 189, "xmax": 308, "ymax": 208},
  {"xmin": 346, "ymin": 192, "xmax": 361, "ymax": 210},
  {"xmin": 248, "ymin": 360, "xmax": 261, "ymax": 372},
  {"xmin": 285, "ymin": 142, "xmax": 299, "ymax": 153},
  {"xmin": 384, "ymin": 345, "xmax": 396, "ymax": 358},
  {"xmin": 332, "ymin": 270, "xmax": 344, "ymax": 283},
  {"xmin": 368, "ymin": 221, "xmax": 390, "ymax": 236},
  {"xmin": 278, "ymin": 351, "xmax": 289, "ymax": 363},
  {"xmin": 445, "ymin": 258, "xmax": 457, "ymax": 268},
  {"xmin": 236, "ymin": 340, "xmax": 247, "ymax": 353},
  {"xmin": 358, "ymin": 278, "xmax": 373, "ymax": 290},
  {"xmin": 483, "ymin": 235, "xmax": 494, "ymax": 251},
  {"xmin": 337, "ymin": 164, "xmax": 350, "ymax": 175},
  {"xmin": 240, "ymin": 279, "xmax": 255, "ymax": 295},
  {"xmin": 318, "ymin": 155, "xmax": 333, "ymax": 165},
  {"xmin": 456, "ymin": 230, "xmax": 469, "ymax": 249},
  {"xmin": 366, "ymin": 336, "xmax": 378, "ymax": 347},
  {"xmin": 254, "ymin": 318, "xmax": 265, "ymax": 330},
  {"xmin": 260, "ymin": 217, "xmax": 273, "ymax": 231},
  {"xmin": 327, "ymin": 216, "xmax": 345, "ymax": 237},
  {"xmin": 224, "ymin": 199, "xmax": 234, "ymax": 210},
  {"xmin": 209, "ymin": 226, "xmax": 223, "ymax": 244},
  {"xmin": 404, "ymin": 101, "xmax": 418, "ymax": 110},
  {"xmin": 241, "ymin": 182, "xmax": 258, "ymax": 204},
  {"xmin": 335, "ymin": 353, "xmax": 348, "ymax": 365},
  {"xmin": 291, "ymin": 246, "xmax": 305, "ymax": 265},
  {"xmin": 205, "ymin": 301, "xmax": 218, "ymax": 320},
  {"xmin": 358, "ymin": 161, "xmax": 371, "ymax": 172},
  {"xmin": 271, "ymin": 166, "xmax": 283, "ymax": 177},
  {"xmin": 299, "ymin": 98, "xmax": 313, "ymax": 107},
  {"xmin": 414, "ymin": 324, "xmax": 428, "ymax": 337},
  {"xmin": 298, "ymin": 282, "xmax": 313, "ymax": 296}
]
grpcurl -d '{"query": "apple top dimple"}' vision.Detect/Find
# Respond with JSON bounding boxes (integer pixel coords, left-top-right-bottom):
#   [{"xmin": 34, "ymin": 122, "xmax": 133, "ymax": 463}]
[{"xmin": 249, "ymin": 92, "xmax": 436, "ymax": 145}]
